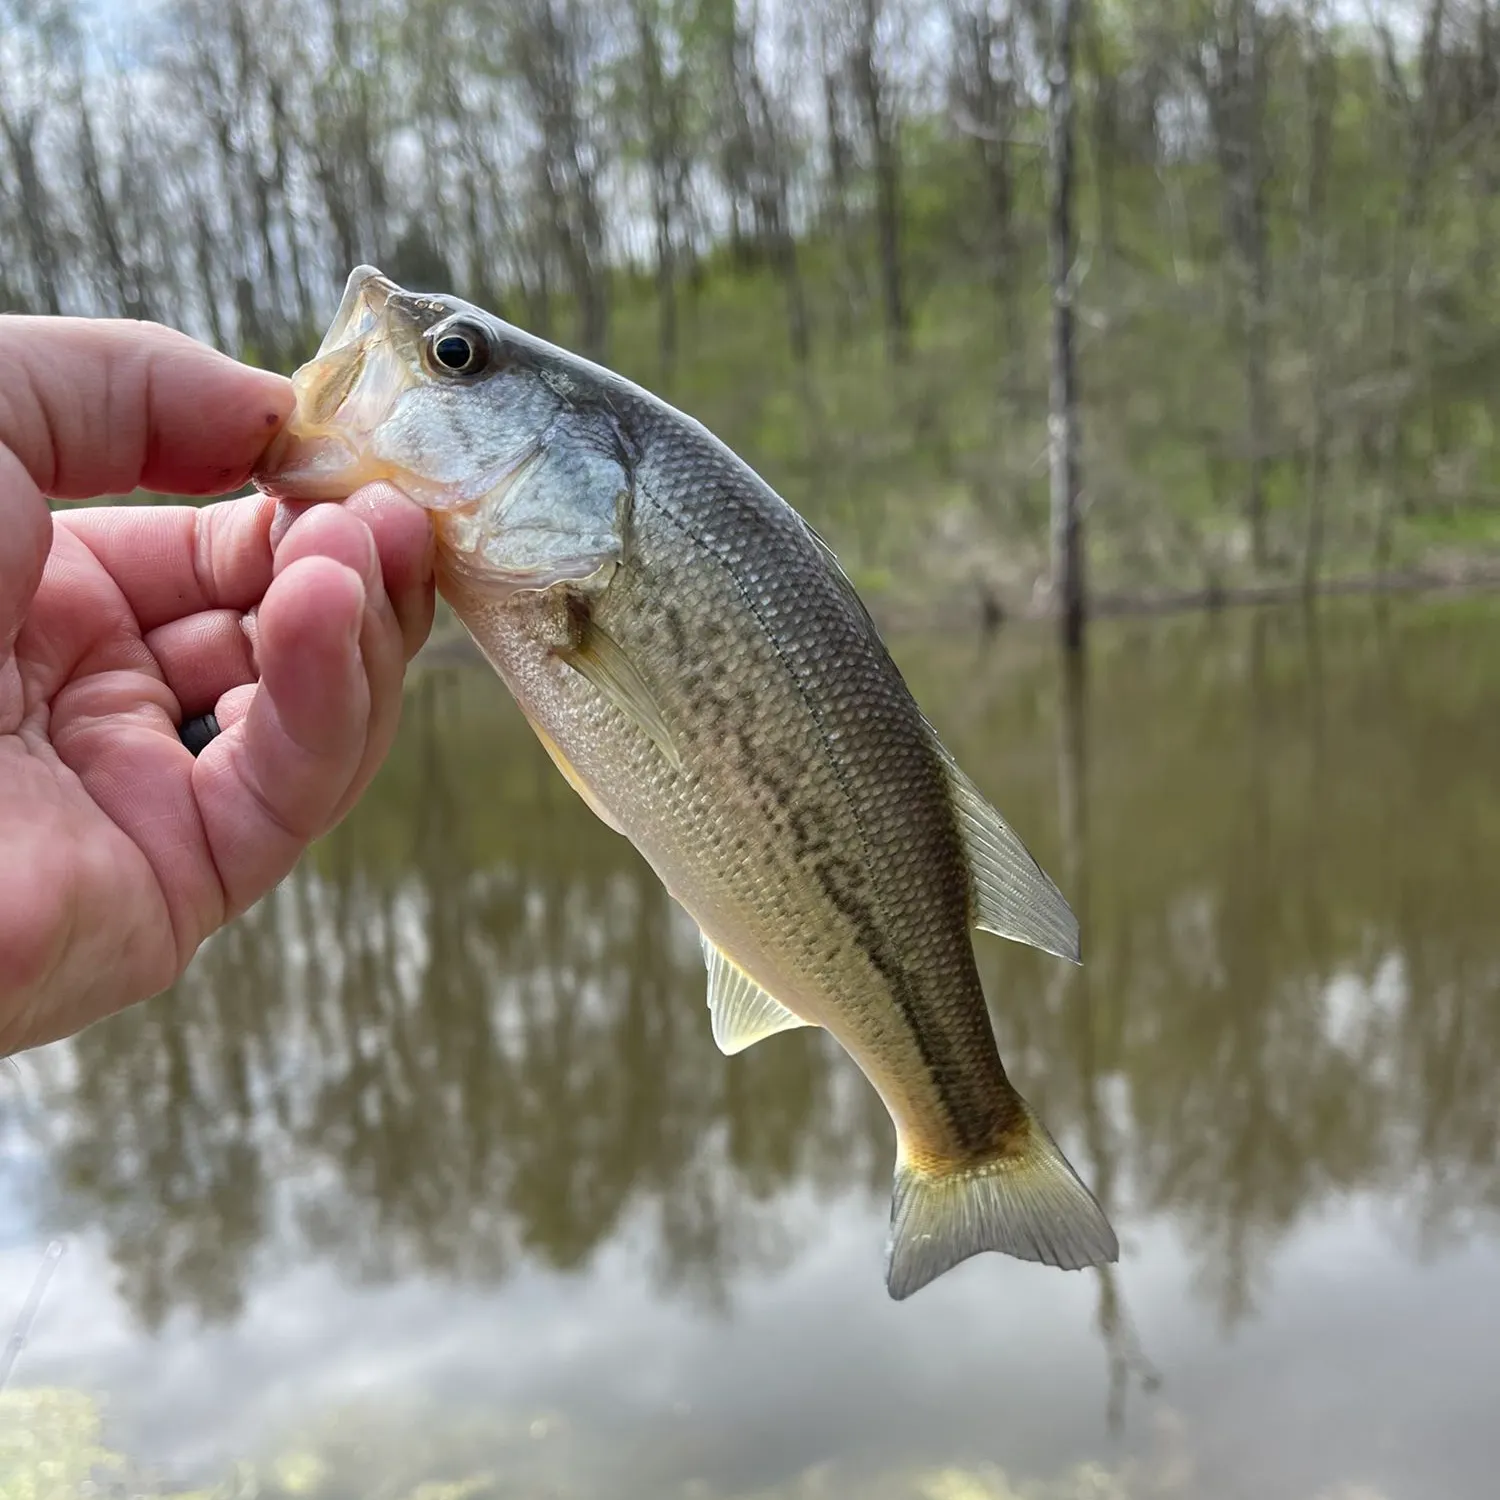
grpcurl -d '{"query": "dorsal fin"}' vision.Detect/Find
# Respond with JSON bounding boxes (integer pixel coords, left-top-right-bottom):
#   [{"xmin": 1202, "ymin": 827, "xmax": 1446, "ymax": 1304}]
[
  {"xmin": 933, "ymin": 741, "xmax": 1080, "ymax": 964},
  {"xmin": 700, "ymin": 933, "xmax": 813, "ymax": 1055}
]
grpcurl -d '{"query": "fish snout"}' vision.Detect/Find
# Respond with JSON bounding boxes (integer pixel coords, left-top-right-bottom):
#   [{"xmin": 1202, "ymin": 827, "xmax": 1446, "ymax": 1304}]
[{"xmin": 253, "ymin": 421, "xmax": 374, "ymax": 503}]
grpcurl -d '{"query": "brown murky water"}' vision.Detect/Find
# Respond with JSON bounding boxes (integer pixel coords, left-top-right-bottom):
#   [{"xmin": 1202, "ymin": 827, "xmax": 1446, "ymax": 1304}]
[{"xmin": 4, "ymin": 596, "xmax": 1499, "ymax": 1499}]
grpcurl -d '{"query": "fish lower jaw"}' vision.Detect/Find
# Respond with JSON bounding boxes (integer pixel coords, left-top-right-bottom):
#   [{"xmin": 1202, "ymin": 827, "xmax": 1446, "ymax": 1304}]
[{"xmin": 254, "ymin": 427, "xmax": 390, "ymax": 503}]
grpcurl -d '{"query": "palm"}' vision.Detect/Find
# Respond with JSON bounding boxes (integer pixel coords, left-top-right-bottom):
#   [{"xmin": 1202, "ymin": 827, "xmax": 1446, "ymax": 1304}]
[
  {"xmin": 3, "ymin": 537, "xmax": 186, "ymax": 1042},
  {"xmin": 0, "ymin": 495, "xmax": 430, "ymax": 1054}
]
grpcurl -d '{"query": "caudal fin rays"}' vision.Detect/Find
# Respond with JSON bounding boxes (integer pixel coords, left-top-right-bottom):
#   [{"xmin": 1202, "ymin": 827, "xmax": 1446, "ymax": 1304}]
[{"xmin": 885, "ymin": 1099, "xmax": 1118, "ymax": 1301}]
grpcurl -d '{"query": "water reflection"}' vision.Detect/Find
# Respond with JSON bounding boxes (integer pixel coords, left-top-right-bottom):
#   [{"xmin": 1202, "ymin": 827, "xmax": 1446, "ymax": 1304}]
[
  {"xmin": 14, "ymin": 598, "xmax": 1500, "ymax": 1349},
  {"xmin": 1053, "ymin": 642, "xmax": 1158, "ymax": 1434}
]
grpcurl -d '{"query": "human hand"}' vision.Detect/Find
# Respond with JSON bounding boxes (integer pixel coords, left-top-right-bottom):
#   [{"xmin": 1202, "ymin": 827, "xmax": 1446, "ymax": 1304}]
[{"xmin": 0, "ymin": 317, "xmax": 435, "ymax": 1054}]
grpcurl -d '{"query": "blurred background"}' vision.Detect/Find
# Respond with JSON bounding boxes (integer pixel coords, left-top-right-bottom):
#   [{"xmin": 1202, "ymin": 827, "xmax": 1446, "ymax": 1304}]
[
  {"xmin": 3, "ymin": 0, "xmax": 1499, "ymax": 613},
  {"xmin": 3, "ymin": 4, "xmax": 1500, "ymax": 1499}
]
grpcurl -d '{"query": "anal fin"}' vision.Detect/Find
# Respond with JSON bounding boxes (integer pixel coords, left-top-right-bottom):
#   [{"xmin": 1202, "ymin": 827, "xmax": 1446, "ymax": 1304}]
[
  {"xmin": 885, "ymin": 1098, "xmax": 1119, "ymax": 1300},
  {"xmin": 701, "ymin": 933, "xmax": 812, "ymax": 1055},
  {"xmin": 934, "ymin": 742, "xmax": 1080, "ymax": 963}
]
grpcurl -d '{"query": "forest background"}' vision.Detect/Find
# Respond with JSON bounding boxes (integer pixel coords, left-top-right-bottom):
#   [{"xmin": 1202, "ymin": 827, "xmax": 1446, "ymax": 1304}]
[{"xmin": 3, "ymin": 0, "xmax": 1497, "ymax": 622}]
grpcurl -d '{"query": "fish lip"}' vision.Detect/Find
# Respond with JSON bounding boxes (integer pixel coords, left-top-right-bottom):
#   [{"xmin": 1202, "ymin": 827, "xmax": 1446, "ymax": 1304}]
[
  {"xmin": 253, "ymin": 426, "xmax": 370, "ymax": 502},
  {"xmin": 319, "ymin": 264, "xmax": 400, "ymax": 357},
  {"xmin": 253, "ymin": 264, "xmax": 415, "ymax": 502}
]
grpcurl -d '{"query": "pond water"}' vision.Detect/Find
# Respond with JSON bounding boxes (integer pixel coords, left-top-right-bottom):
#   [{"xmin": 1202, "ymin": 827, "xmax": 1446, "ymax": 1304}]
[{"xmin": 3, "ymin": 596, "xmax": 1499, "ymax": 1499}]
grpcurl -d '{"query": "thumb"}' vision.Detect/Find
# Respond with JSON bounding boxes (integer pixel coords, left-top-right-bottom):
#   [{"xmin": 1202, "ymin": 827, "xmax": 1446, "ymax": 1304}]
[{"xmin": 0, "ymin": 448, "xmax": 54, "ymax": 655}]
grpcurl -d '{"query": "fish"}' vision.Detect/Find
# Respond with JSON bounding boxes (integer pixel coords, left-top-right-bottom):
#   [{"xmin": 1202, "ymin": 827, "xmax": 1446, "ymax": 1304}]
[{"xmin": 254, "ymin": 266, "xmax": 1119, "ymax": 1299}]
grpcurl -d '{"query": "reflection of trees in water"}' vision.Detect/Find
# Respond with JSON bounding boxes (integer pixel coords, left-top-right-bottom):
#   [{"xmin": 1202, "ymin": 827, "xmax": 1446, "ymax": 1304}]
[
  {"xmin": 917, "ymin": 598, "xmax": 1500, "ymax": 1324},
  {"xmin": 32, "ymin": 667, "xmax": 888, "ymax": 1328},
  {"xmin": 1053, "ymin": 640, "xmax": 1158, "ymax": 1434},
  {"xmin": 21, "ymin": 599, "xmax": 1500, "ymax": 1332}
]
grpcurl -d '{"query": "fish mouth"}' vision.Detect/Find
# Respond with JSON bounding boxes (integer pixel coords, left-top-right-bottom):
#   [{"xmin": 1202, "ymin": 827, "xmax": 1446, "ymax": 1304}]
[
  {"xmin": 317, "ymin": 263, "xmax": 400, "ymax": 360},
  {"xmin": 254, "ymin": 265, "xmax": 415, "ymax": 502}
]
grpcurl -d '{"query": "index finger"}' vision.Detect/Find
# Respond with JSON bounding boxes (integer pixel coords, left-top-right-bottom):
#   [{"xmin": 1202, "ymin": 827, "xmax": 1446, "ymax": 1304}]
[
  {"xmin": 58, "ymin": 483, "xmax": 433, "ymax": 640},
  {"xmin": 0, "ymin": 316, "xmax": 292, "ymax": 501}
]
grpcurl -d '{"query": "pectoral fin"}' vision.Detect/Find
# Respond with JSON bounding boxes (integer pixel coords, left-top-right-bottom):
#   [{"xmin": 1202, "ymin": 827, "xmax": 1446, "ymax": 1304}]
[
  {"xmin": 701, "ymin": 933, "xmax": 812, "ymax": 1055},
  {"xmin": 560, "ymin": 616, "xmax": 682, "ymax": 771},
  {"xmin": 935, "ymin": 743, "xmax": 1080, "ymax": 963}
]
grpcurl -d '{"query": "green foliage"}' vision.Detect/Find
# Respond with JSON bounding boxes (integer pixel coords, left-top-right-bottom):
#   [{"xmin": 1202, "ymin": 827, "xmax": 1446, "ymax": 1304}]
[
  {"xmin": 0, "ymin": 1389, "xmax": 132, "ymax": 1500},
  {"xmin": 3, "ymin": 1, "xmax": 1499, "ymax": 604}
]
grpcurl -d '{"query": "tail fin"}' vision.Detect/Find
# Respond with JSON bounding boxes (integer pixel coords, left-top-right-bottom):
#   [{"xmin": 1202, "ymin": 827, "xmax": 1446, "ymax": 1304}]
[{"xmin": 885, "ymin": 1101, "xmax": 1119, "ymax": 1301}]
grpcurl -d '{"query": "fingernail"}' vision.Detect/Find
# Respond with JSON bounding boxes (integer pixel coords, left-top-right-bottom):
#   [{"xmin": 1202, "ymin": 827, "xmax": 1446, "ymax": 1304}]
[
  {"xmin": 348, "ymin": 576, "xmax": 368, "ymax": 646},
  {"xmin": 358, "ymin": 522, "xmax": 381, "ymax": 588},
  {"xmin": 338, "ymin": 510, "xmax": 382, "ymax": 590},
  {"xmin": 241, "ymin": 607, "xmax": 261, "ymax": 669}
]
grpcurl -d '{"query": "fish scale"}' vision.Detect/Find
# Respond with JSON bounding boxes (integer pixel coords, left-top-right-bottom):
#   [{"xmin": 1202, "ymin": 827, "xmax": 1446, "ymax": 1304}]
[
  {"xmin": 631, "ymin": 452, "xmax": 1005, "ymax": 1153},
  {"xmin": 255, "ymin": 264, "xmax": 1120, "ymax": 1299},
  {"xmin": 473, "ymin": 481, "xmax": 984, "ymax": 1133}
]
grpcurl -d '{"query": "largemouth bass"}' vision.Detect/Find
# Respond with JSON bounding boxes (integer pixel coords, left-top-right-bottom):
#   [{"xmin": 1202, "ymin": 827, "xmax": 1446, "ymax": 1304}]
[{"xmin": 255, "ymin": 267, "xmax": 1119, "ymax": 1299}]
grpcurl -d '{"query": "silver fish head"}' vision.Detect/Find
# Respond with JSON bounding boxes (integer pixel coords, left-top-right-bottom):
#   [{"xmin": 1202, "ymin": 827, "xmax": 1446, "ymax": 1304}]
[{"xmin": 255, "ymin": 266, "xmax": 629, "ymax": 595}]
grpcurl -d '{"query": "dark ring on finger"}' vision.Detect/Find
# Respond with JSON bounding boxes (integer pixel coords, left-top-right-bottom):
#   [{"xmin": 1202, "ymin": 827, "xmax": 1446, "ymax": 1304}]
[{"xmin": 179, "ymin": 713, "xmax": 222, "ymax": 756}]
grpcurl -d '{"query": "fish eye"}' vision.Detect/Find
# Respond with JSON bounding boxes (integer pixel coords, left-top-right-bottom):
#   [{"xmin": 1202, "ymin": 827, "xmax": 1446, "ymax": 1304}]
[{"xmin": 427, "ymin": 320, "xmax": 490, "ymax": 377}]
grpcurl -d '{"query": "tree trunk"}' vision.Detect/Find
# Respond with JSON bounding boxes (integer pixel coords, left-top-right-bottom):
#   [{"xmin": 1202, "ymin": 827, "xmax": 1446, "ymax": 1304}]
[
  {"xmin": 1229, "ymin": 6, "xmax": 1271, "ymax": 575},
  {"xmin": 742, "ymin": 40, "xmax": 810, "ymax": 366},
  {"xmin": 823, "ymin": 67, "xmax": 861, "ymax": 344},
  {"xmin": 630, "ymin": 0, "xmax": 680, "ymax": 380},
  {"xmin": 1048, "ymin": 0, "xmax": 1086, "ymax": 650},
  {"xmin": 851, "ymin": 0, "xmax": 909, "ymax": 363},
  {"xmin": 1243, "ymin": 198, "xmax": 1272, "ymax": 574},
  {"xmin": 72, "ymin": 84, "xmax": 137, "ymax": 319},
  {"xmin": 949, "ymin": 4, "xmax": 1021, "ymax": 383},
  {"xmin": 0, "ymin": 111, "xmax": 63, "ymax": 315},
  {"xmin": 1196, "ymin": 1, "xmax": 1273, "ymax": 574},
  {"xmin": 1299, "ymin": 3, "xmax": 1335, "ymax": 595},
  {"xmin": 654, "ymin": 200, "xmax": 678, "ymax": 380},
  {"xmin": 1374, "ymin": 0, "xmax": 1447, "ymax": 574}
]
